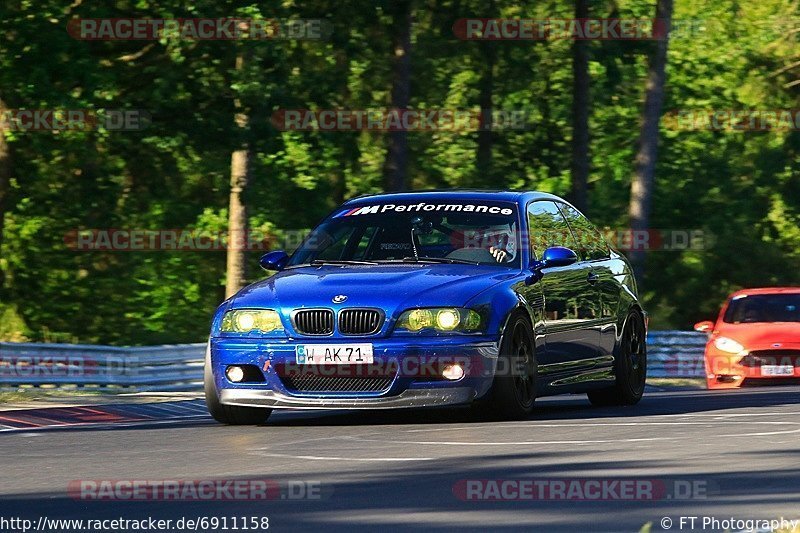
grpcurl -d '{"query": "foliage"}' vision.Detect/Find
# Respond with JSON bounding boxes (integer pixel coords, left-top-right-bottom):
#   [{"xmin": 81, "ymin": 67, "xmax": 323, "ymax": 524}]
[{"xmin": 0, "ymin": 0, "xmax": 798, "ymax": 343}]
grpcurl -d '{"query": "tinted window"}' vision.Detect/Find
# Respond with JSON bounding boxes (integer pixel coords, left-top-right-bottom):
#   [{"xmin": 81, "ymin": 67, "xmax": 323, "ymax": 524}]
[
  {"xmin": 527, "ymin": 201, "xmax": 578, "ymax": 259},
  {"xmin": 557, "ymin": 204, "xmax": 609, "ymax": 261},
  {"xmin": 288, "ymin": 201, "xmax": 520, "ymax": 267},
  {"xmin": 723, "ymin": 293, "xmax": 800, "ymax": 323}
]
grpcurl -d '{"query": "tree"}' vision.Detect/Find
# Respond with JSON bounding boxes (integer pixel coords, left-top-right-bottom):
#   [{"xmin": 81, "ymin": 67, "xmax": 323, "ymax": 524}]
[
  {"xmin": 0, "ymin": 96, "xmax": 10, "ymax": 292},
  {"xmin": 471, "ymin": 0, "xmax": 498, "ymax": 187},
  {"xmin": 570, "ymin": 0, "xmax": 590, "ymax": 213},
  {"xmin": 382, "ymin": 0, "xmax": 412, "ymax": 191},
  {"xmin": 475, "ymin": 41, "xmax": 496, "ymax": 187},
  {"xmin": 628, "ymin": 0, "xmax": 673, "ymax": 285},
  {"xmin": 225, "ymin": 52, "xmax": 252, "ymax": 299}
]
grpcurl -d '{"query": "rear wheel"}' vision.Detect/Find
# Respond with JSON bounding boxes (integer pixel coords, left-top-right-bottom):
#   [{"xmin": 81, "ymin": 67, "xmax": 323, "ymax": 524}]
[
  {"xmin": 481, "ymin": 313, "xmax": 537, "ymax": 420},
  {"xmin": 204, "ymin": 346, "xmax": 271, "ymax": 425},
  {"xmin": 588, "ymin": 310, "xmax": 646, "ymax": 406}
]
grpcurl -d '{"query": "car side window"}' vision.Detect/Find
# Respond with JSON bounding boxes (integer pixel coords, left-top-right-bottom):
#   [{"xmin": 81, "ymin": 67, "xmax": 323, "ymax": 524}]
[
  {"xmin": 526, "ymin": 201, "xmax": 579, "ymax": 259},
  {"xmin": 557, "ymin": 203, "xmax": 610, "ymax": 261}
]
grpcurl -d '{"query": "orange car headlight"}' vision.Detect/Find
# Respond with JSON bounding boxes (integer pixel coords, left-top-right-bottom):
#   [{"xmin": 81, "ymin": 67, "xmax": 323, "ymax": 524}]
[{"xmin": 713, "ymin": 336, "xmax": 745, "ymax": 354}]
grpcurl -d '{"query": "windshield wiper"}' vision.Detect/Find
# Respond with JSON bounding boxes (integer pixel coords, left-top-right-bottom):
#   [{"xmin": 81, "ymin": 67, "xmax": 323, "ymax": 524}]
[
  {"xmin": 309, "ymin": 259, "xmax": 379, "ymax": 266},
  {"xmin": 400, "ymin": 256, "xmax": 480, "ymax": 265}
]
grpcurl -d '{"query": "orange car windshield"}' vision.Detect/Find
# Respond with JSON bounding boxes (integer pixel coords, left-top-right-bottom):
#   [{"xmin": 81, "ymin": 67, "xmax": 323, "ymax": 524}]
[{"xmin": 723, "ymin": 294, "xmax": 800, "ymax": 323}]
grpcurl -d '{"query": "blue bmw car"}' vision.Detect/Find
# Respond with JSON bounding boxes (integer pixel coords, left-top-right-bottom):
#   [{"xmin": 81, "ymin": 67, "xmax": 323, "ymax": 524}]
[{"xmin": 205, "ymin": 190, "xmax": 646, "ymax": 424}]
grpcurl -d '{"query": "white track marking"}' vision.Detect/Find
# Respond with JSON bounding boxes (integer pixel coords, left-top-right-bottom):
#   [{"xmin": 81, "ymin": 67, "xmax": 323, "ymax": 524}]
[
  {"xmin": 255, "ymin": 452, "xmax": 435, "ymax": 462},
  {"xmin": 402, "ymin": 416, "xmax": 799, "ymax": 433},
  {"xmin": 340, "ymin": 422, "xmax": 800, "ymax": 446},
  {"xmin": 0, "ymin": 415, "xmax": 209, "ymax": 433}
]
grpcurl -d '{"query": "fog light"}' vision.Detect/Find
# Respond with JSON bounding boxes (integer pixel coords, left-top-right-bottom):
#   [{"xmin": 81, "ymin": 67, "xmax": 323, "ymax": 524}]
[
  {"xmin": 442, "ymin": 363, "xmax": 465, "ymax": 381},
  {"xmin": 226, "ymin": 365, "xmax": 245, "ymax": 383}
]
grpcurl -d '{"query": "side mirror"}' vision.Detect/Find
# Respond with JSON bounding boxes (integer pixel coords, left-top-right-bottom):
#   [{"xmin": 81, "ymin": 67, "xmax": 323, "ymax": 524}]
[
  {"xmin": 259, "ymin": 250, "xmax": 289, "ymax": 271},
  {"xmin": 694, "ymin": 320, "xmax": 714, "ymax": 333},
  {"xmin": 533, "ymin": 246, "xmax": 579, "ymax": 270}
]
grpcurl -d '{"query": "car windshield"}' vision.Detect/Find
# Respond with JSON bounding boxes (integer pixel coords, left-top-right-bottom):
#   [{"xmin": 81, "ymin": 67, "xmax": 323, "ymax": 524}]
[
  {"xmin": 287, "ymin": 201, "xmax": 520, "ymax": 268},
  {"xmin": 723, "ymin": 293, "xmax": 800, "ymax": 323}
]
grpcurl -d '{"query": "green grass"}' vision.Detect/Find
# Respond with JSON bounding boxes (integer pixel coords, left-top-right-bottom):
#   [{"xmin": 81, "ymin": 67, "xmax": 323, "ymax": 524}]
[
  {"xmin": 647, "ymin": 377, "xmax": 706, "ymax": 389},
  {"xmin": 0, "ymin": 387, "xmax": 114, "ymax": 404}
]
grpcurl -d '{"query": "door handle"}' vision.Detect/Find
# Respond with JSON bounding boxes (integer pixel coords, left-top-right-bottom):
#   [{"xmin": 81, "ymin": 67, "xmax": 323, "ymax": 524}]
[{"xmin": 587, "ymin": 271, "xmax": 599, "ymax": 284}]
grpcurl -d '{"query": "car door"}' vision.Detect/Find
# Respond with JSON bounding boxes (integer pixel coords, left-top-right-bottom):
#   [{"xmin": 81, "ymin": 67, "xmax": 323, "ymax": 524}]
[
  {"xmin": 526, "ymin": 200, "xmax": 601, "ymax": 381},
  {"xmin": 557, "ymin": 203, "xmax": 617, "ymax": 361}
]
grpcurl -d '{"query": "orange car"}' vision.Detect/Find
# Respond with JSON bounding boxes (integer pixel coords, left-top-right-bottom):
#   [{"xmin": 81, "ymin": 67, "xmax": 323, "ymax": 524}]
[{"xmin": 695, "ymin": 287, "xmax": 800, "ymax": 389}]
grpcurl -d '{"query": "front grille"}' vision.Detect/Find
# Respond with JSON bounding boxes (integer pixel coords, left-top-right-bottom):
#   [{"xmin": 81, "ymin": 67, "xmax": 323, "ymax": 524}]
[
  {"xmin": 293, "ymin": 309, "xmax": 334, "ymax": 335},
  {"xmin": 276, "ymin": 364, "xmax": 395, "ymax": 392},
  {"xmin": 741, "ymin": 350, "xmax": 800, "ymax": 367},
  {"xmin": 339, "ymin": 309, "xmax": 383, "ymax": 335}
]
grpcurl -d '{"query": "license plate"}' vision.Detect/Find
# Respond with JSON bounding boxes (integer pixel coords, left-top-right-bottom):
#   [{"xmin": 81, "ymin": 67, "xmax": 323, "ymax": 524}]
[
  {"xmin": 760, "ymin": 365, "xmax": 794, "ymax": 376},
  {"xmin": 295, "ymin": 344, "xmax": 374, "ymax": 364}
]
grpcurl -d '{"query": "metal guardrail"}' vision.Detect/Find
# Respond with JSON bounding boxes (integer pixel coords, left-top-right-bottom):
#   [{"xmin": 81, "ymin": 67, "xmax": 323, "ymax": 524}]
[
  {"xmin": 0, "ymin": 331, "xmax": 708, "ymax": 391},
  {"xmin": 0, "ymin": 342, "xmax": 206, "ymax": 391},
  {"xmin": 646, "ymin": 331, "xmax": 707, "ymax": 378}
]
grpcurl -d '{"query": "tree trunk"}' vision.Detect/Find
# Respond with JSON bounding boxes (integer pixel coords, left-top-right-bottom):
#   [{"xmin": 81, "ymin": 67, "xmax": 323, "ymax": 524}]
[
  {"xmin": 382, "ymin": 0, "xmax": 411, "ymax": 192},
  {"xmin": 628, "ymin": 0, "xmax": 673, "ymax": 286},
  {"xmin": 225, "ymin": 54, "xmax": 251, "ymax": 299},
  {"xmin": 570, "ymin": 0, "xmax": 590, "ymax": 213},
  {"xmin": 0, "ymin": 96, "xmax": 11, "ymax": 293},
  {"xmin": 476, "ymin": 41, "xmax": 495, "ymax": 187}
]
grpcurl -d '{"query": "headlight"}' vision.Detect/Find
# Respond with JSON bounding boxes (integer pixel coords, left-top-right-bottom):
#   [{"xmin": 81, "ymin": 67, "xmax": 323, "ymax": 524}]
[
  {"xmin": 396, "ymin": 308, "xmax": 482, "ymax": 333},
  {"xmin": 714, "ymin": 336, "xmax": 745, "ymax": 354},
  {"xmin": 436, "ymin": 309, "xmax": 460, "ymax": 331},
  {"xmin": 221, "ymin": 309, "xmax": 284, "ymax": 334}
]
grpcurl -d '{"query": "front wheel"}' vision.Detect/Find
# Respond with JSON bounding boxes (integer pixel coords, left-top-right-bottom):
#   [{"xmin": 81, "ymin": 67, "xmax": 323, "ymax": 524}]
[
  {"xmin": 588, "ymin": 310, "xmax": 647, "ymax": 407},
  {"xmin": 204, "ymin": 345, "xmax": 271, "ymax": 425},
  {"xmin": 480, "ymin": 313, "xmax": 537, "ymax": 420}
]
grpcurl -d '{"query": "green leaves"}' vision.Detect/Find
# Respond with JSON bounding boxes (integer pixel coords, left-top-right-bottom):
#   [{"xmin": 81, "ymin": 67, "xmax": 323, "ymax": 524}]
[{"xmin": 1, "ymin": 0, "xmax": 799, "ymax": 342}]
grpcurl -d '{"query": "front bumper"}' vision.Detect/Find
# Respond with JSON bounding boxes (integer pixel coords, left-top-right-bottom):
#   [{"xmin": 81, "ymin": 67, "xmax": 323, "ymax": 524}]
[
  {"xmin": 220, "ymin": 387, "xmax": 475, "ymax": 409},
  {"xmin": 209, "ymin": 335, "xmax": 500, "ymax": 409},
  {"xmin": 705, "ymin": 345, "xmax": 800, "ymax": 389}
]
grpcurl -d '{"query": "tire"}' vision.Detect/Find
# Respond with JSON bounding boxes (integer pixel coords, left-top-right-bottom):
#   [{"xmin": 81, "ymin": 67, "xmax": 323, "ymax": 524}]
[
  {"xmin": 482, "ymin": 313, "xmax": 537, "ymax": 420},
  {"xmin": 204, "ymin": 345, "xmax": 271, "ymax": 425},
  {"xmin": 588, "ymin": 310, "xmax": 646, "ymax": 407}
]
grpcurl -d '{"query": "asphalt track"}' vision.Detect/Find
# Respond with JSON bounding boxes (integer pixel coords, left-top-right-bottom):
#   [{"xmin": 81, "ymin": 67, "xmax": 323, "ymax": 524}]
[{"xmin": 0, "ymin": 387, "xmax": 799, "ymax": 533}]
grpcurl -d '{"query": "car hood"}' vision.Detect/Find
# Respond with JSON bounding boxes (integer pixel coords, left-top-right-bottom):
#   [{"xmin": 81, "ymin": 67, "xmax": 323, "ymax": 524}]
[
  {"xmin": 716, "ymin": 322, "xmax": 800, "ymax": 347},
  {"xmin": 231, "ymin": 264, "xmax": 516, "ymax": 315}
]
